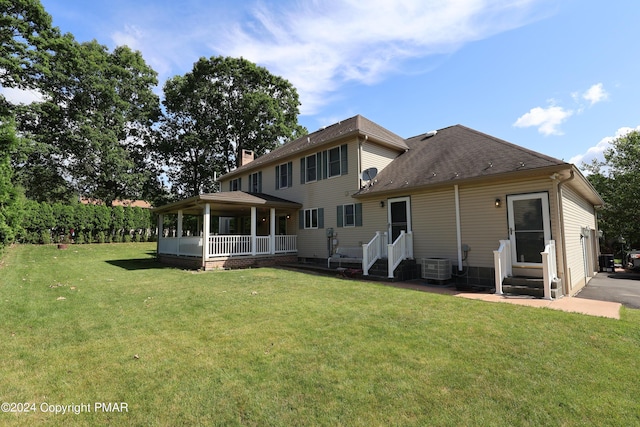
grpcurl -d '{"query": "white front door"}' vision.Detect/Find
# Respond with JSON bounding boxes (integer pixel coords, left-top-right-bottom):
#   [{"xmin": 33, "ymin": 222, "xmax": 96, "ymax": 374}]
[
  {"xmin": 388, "ymin": 197, "xmax": 411, "ymax": 243},
  {"xmin": 507, "ymin": 192, "xmax": 551, "ymax": 267}
]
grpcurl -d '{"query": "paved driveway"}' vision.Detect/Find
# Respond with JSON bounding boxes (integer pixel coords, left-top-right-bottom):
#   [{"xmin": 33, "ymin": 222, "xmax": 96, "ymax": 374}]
[{"xmin": 576, "ymin": 271, "xmax": 640, "ymax": 309}]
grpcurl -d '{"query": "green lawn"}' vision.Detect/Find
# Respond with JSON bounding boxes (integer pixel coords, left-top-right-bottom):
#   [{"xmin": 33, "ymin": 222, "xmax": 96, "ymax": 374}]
[{"xmin": 1, "ymin": 243, "xmax": 639, "ymax": 426}]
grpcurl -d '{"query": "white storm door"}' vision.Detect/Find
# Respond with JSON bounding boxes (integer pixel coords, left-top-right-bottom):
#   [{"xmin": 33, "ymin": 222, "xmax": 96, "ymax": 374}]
[
  {"xmin": 388, "ymin": 197, "xmax": 411, "ymax": 243},
  {"xmin": 507, "ymin": 192, "xmax": 551, "ymax": 267}
]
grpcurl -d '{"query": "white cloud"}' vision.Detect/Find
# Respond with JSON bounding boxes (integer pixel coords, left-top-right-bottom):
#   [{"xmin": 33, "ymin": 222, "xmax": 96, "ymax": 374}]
[
  {"xmin": 516, "ymin": 83, "xmax": 609, "ymax": 136},
  {"xmin": 211, "ymin": 0, "xmax": 547, "ymax": 115},
  {"xmin": 0, "ymin": 86, "xmax": 45, "ymax": 105},
  {"xmin": 582, "ymin": 83, "xmax": 608, "ymax": 105},
  {"xmin": 513, "ymin": 104, "xmax": 574, "ymax": 136},
  {"xmin": 570, "ymin": 125, "xmax": 640, "ymax": 168}
]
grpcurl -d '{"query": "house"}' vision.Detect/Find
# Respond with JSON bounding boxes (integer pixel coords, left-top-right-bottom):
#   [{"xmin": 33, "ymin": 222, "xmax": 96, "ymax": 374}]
[{"xmin": 153, "ymin": 115, "xmax": 604, "ymax": 298}]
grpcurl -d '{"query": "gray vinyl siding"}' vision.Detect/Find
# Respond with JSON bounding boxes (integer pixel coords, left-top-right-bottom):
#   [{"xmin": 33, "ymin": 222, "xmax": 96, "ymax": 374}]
[{"xmin": 562, "ymin": 185, "xmax": 598, "ymax": 294}]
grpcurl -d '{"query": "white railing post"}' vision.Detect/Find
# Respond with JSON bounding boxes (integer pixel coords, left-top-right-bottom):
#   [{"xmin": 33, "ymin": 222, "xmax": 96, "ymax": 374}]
[
  {"xmin": 362, "ymin": 242, "xmax": 370, "ymax": 276},
  {"xmin": 541, "ymin": 240, "xmax": 556, "ymax": 300},
  {"xmin": 493, "ymin": 239, "xmax": 511, "ymax": 296},
  {"xmin": 382, "ymin": 232, "xmax": 388, "ymax": 258}
]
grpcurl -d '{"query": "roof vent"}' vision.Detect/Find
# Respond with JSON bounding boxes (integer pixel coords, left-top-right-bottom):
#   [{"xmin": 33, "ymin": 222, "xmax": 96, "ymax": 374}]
[{"xmin": 422, "ymin": 130, "xmax": 437, "ymax": 140}]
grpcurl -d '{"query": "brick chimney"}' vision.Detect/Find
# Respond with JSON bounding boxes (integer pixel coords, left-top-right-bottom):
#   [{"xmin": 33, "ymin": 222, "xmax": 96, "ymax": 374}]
[{"xmin": 241, "ymin": 149, "xmax": 255, "ymax": 166}]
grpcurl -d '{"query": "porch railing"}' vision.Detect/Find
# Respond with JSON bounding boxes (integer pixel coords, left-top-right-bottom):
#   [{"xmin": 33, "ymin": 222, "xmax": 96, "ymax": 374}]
[
  {"xmin": 158, "ymin": 236, "xmax": 202, "ymax": 257},
  {"xmin": 493, "ymin": 239, "xmax": 512, "ymax": 295},
  {"xmin": 362, "ymin": 231, "xmax": 387, "ymax": 276},
  {"xmin": 387, "ymin": 231, "xmax": 413, "ymax": 278},
  {"xmin": 208, "ymin": 235, "xmax": 297, "ymax": 257},
  {"xmin": 275, "ymin": 235, "xmax": 297, "ymax": 253},
  {"xmin": 541, "ymin": 240, "xmax": 557, "ymax": 300}
]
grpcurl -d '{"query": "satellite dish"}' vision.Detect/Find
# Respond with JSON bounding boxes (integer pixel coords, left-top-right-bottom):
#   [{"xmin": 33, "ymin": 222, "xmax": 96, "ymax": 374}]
[{"xmin": 361, "ymin": 167, "xmax": 378, "ymax": 181}]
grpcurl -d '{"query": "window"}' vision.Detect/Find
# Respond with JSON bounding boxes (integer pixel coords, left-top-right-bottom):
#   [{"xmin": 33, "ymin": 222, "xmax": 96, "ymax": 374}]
[
  {"xmin": 229, "ymin": 178, "xmax": 241, "ymax": 191},
  {"xmin": 249, "ymin": 171, "xmax": 262, "ymax": 193},
  {"xmin": 337, "ymin": 203, "xmax": 362, "ymax": 227},
  {"xmin": 276, "ymin": 162, "xmax": 292, "ymax": 189},
  {"xmin": 343, "ymin": 204, "xmax": 355, "ymax": 227},
  {"xmin": 305, "ymin": 208, "xmax": 318, "ymax": 229},
  {"xmin": 328, "ymin": 146, "xmax": 341, "ymax": 177},
  {"xmin": 299, "ymin": 208, "xmax": 324, "ymax": 229},
  {"xmin": 305, "ymin": 154, "xmax": 317, "ymax": 182},
  {"xmin": 326, "ymin": 144, "xmax": 348, "ymax": 178}
]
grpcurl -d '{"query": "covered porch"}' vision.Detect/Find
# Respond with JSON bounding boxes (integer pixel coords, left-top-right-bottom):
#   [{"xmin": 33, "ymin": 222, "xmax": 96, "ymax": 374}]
[{"xmin": 153, "ymin": 192, "xmax": 302, "ymax": 270}]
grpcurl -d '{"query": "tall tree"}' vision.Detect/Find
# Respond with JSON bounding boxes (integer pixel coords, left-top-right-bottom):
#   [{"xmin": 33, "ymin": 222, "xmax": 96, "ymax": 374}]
[
  {"xmin": 0, "ymin": 0, "xmax": 57, "ymax": 93},
  {"xmin": 158, "ymin": 56, "xmax": 305, "ymax": 197},
  {"xmin": 13, "ymin": 39, "xmax": 161, "ymax": 205},
  {"xmin": 0, "ymin": 116, "xmax": 23, "ymax": 246},
  {"xmin": 586, "ymin": 130, "xmax": 640, "ymax": 251}
]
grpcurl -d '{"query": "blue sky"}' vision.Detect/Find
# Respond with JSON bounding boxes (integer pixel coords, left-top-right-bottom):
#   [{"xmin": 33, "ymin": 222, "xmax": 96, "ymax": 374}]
[{"xmin": 5, "ymin": 0, "xmax": 640, "ymax": 169}]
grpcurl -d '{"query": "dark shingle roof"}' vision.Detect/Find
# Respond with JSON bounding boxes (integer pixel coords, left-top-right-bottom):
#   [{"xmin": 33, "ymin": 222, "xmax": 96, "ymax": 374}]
[
  {"xmin": 356, "ymin": 125, "xmax": 569, "ymax": 196},
  {"xmin": 222, "ymin": 115, "xmax": 407, "ymax": 179}
]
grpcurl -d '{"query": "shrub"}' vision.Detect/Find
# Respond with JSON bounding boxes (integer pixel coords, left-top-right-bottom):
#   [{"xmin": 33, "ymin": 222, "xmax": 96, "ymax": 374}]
[{"xmin": 41, "ymin": 230, "xmax": 51, "ymax": 244}]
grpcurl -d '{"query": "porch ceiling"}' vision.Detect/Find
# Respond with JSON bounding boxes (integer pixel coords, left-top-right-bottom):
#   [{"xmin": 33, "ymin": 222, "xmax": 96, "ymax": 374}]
[{"xmin": 152, "ymin": 192, "xmax": 302, "ymax": 216}]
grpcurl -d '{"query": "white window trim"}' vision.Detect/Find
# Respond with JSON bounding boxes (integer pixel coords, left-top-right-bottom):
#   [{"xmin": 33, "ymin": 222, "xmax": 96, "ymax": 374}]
[
  {"xmin": 343, "ymin": 203, "xmax": 355, "ymax": 227},
  {"xmin": 304, "ymin": 208, "xmax": 319, "ymax": 229}
]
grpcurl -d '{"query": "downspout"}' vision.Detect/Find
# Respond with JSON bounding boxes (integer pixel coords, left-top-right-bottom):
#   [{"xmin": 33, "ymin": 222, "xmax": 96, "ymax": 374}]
[
  {"xmin": 454, "ymin": 185, "xmax": 463, "ymax": 271},
  {"xmin": 555, "ymin": 169, "xmax": 575, "ymax": 295}
]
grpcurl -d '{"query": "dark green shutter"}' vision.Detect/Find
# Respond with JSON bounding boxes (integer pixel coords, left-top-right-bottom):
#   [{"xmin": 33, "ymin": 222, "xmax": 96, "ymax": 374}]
[
  {"xmin": 318, "ymin": 208, "xmax": 324, "ymax": 229},
  {"xmin": 299, "ymin": 210, "xmax": 304, "ymax": 229},
  {"xmin": 287, "ymin": 162, "xmax": 293, "ymax": 187},
  {"xmin": 322, "ymin": 151, "xmax": 328, "ymax": 180},
  {"xmin": 275, "ymin": 165, "xmax": 280, "ymax": 190},
  {"xmin": 341, "ymin": 144, "xmax": 348, "ymax": 175},
  {"xmin": 239, "ymin": 177, "xmax": 242, "ymax": 191},
  {"xmin": 337, "ymin": 205, "xmax": 343, "ymax": 227},
  {"xmin": 355, "ymin": 203, "xmax": 362, "ymax": 227},
  {"xmin": 300, "ymin": 158, "xmax": 305, "ymax": 184},
  {"xmin": 257, "ymin": 171, "xmax": 262, "ymax": 193}
]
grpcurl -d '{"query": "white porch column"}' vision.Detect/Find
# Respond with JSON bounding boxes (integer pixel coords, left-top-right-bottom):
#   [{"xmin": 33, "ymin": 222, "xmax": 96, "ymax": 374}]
[
  {"xmin": 202, "ymin": 203, "xmax": 210, "ymax": 265},
  {"xmin": 270, "ymin": 208, "xmax": 276, "ymax": 254},
  {"xmin": 251, "ymin": 206, "xmax": 257, "ymax": 255},
  {"xmin": 177, "ymin": 210, "xmax": 183, "ymax": 255}
]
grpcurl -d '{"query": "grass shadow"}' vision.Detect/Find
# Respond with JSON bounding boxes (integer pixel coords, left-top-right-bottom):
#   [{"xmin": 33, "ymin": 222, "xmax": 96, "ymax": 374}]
[{"xmin": 106, "ymin": 257, "xmax": 169, "ymax": 271}]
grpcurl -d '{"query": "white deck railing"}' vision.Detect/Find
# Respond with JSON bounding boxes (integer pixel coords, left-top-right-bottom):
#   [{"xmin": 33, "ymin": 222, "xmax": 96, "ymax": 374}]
[
  {"xmin": 275, "ymin": 235, "xmax": 297, "ymax": 253},
  {"xmin": 158, "ymin": 236, "xmax": 202, "ymax": 257},
  {"xmin": 493, "ymin": 240, "xmax": 512, "ymax": 295},
  {"xmin": 387, "ymin": 231, "xmax": 413, "ymax": 278},
  {"xmin": 541, "ymin": 240, "xmax": 558, "ymax": 300},
  {"xmin": 362, "ymin": 231, "xmax": 387, "ymax": 276},
  {"xmin": 158, "ymin": 235, "xmax": 297, "ymax": 258}
]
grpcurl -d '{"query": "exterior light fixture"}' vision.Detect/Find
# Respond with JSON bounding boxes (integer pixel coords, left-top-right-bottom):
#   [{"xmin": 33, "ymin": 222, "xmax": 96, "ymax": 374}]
[{"xmin": 495, "ymin": 198, "xmax": 501, "ymax": 208}]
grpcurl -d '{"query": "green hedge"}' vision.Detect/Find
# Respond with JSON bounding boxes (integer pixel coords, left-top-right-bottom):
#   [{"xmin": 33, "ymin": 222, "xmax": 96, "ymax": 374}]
[{"xmin": 18, "ymin": 201, "xmax": 155, "ymax": 244}]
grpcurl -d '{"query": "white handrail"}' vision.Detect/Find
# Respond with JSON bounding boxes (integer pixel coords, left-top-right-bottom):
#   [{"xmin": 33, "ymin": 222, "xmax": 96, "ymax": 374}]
[
  {"xmin": 387, "ymin": 231, "xmax": 412, "ymax": 278},
  {"xmin": 493, "ymin": 239, "xmax": 511, "ymax": 295},
  {"xmin": 541, "ymin": 240, "xmax": 557, "ymax": 300},
  {"xmin": 362, "ymin": 231, "xmax": 386, "ymax": 275}
]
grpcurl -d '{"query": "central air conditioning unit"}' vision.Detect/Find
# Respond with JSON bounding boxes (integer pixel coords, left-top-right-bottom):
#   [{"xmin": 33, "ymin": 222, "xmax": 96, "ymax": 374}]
[{"xmin": 421, "ymin": 258, "xmax": 451, "ymax": 281}]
